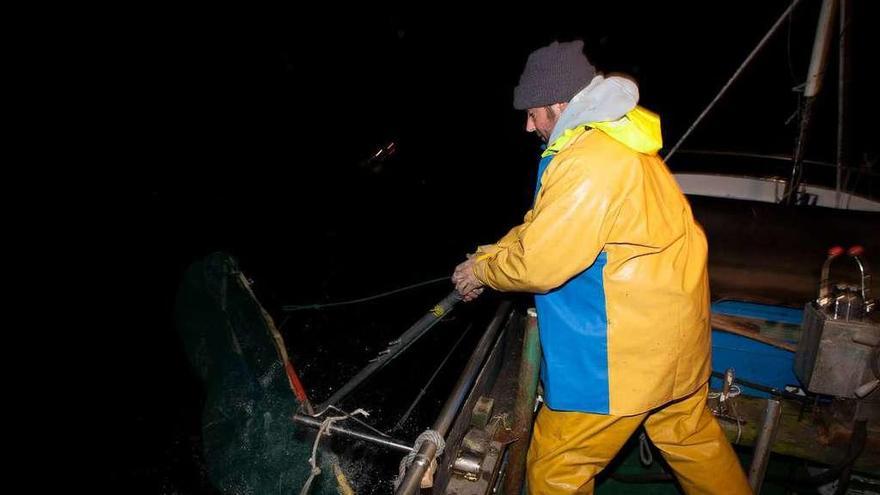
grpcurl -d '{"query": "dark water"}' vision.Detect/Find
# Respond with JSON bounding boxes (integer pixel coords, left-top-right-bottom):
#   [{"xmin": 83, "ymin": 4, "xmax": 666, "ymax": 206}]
[{"xmin": 101, "ymin": 5, "xmax": 878, "ymax": 493}]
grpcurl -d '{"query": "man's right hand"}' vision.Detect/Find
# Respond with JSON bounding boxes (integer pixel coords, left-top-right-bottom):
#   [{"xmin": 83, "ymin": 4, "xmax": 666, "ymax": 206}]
[
  {"xmin": 452, "ymin": 255, "xmax": 486, "ymax": 302},
  {"xmin": 461, "ymin": 287, "xmax": 484, "ymax": 302}
]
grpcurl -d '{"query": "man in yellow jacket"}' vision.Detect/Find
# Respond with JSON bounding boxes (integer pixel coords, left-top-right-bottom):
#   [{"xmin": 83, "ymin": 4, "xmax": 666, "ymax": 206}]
[{"xmin": 452, "ymin": 40, "xmax": 751, "ymax": 494}]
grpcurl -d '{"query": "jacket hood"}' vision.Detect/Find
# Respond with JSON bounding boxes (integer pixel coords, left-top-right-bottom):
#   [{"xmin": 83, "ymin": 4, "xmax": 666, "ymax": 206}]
[{"xmin": 547, "ymin": 74, "xmax": 662, "ymax": 155}]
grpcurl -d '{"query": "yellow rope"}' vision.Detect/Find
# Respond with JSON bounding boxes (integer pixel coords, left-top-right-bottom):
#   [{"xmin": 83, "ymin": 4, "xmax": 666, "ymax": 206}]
[{"xmin": 333, "ymin": 462, "xmax": 355, "ymax": 495}]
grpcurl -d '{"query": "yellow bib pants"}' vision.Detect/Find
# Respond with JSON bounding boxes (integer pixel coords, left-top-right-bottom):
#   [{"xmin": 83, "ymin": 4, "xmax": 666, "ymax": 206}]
[{"xmin": 526, "ymin": 385, "xmax": 751, "ymax": 494}]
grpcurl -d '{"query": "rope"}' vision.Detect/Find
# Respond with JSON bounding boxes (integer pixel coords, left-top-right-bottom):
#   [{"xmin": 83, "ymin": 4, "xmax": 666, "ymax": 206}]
[
  {"xmin": 394, "ymin": 429, "xmax": 446, "ymax": 490},
  {"xmin": 282, "ymin": 277, "xmax": 449, "ymax": 312},
  {"xmin": 708, "ymin": 384, "xmax": 742, "ymax": 401},
  {"xmin": 664, "ymin": 0, "xmax": 803, "ymax": 162},
  {"xmin": 389, "ymin": 323, "xmax": 474, "ymax": 434},
  {"xmin": 709, "ymin": 385, "xmax": 744, "ymax": 444},
  {"xmin": 299, "ymin": 408, "xmax": 369, "ymax": 495},
  {"xmin": 638, "ymin": 432, "xmax": 653, "ymax": 467},
  {"xmin": 317, "ymin": 404, "xmax": 390, "ymax": 438},
  {"xmin": 730, "ymin": 399, "xmax": 743, "ymax": 444},
  {"xmin": 332, "ymin": 462, "xmax": 355, "ymax": 495}
]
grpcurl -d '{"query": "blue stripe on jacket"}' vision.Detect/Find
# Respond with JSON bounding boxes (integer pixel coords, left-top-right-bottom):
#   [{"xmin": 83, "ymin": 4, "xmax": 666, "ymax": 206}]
[{"xmin": 534, "ymin": 152, "xmax": 610, "ymax": 414}]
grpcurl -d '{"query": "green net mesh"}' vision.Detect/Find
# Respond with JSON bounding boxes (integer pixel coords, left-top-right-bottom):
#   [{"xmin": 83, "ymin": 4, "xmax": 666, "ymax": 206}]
[{"xmin": 175, "ymin": 252, "xmax": 340, "ymax": 495}]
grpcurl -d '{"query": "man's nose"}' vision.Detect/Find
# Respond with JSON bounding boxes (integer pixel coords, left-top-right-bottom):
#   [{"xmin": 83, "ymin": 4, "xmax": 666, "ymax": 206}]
[{"xmin": 525, "ymin": 116, "xmax": 536, "ymax": 133}]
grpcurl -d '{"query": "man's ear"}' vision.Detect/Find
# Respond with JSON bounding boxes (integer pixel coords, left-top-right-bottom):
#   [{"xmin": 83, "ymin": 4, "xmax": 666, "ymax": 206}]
[{"xmin": 552, "ymin": 102, "xmax": 568, "ymax": 115}]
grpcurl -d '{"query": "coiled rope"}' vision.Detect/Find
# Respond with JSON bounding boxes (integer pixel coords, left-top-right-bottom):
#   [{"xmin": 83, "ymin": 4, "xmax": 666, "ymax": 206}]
[{"xmin": 394, "ymin": 429, "xmax": 446, "ymax": 490}]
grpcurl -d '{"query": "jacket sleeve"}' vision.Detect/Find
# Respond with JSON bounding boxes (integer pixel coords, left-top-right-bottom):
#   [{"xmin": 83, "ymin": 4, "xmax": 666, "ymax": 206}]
[
  {"xmin": 473, "ymin": 209, "xmax": 535, "ymax": 260},
  {"xmin": 473, "ymin": 153, "xmax": 630, "ymax": 293}
]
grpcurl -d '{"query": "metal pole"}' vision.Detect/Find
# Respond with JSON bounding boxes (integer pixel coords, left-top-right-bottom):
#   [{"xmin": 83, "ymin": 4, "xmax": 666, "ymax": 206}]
[
  {"xmin": 804, "ymin": 0, "xmax": 838, "ymax": 99},
  {"xmin": 664, "ymin": 0, "xmax": 802, "ymax": 162},
  {"xmin": 784, "ymin": 0, "xmax": 839, "ymax": 204},
  {"xmin": 292, "ymin": 414, "xmax": 413, "ymax": 454},
  {"xmin": 835, "ymin": 0, "xmax": 851, "ymax": 208},
  {"xmin": 319, "ymin": 291, "xmax": 461, "ymax": 410},
  {"xmin": 391, "ymin": 323, "xmax": 474, "ymax": 433},
  {"xmin": 395, "ymin": 301, "xmax": 513, "ymax": 495},
  {"xmin": 502, "ymin": 308, "xmax": 542, "ymax": 495},
  {"xmin": 748, "ymin": 399, "xmax": 782, "ymax": 494}
]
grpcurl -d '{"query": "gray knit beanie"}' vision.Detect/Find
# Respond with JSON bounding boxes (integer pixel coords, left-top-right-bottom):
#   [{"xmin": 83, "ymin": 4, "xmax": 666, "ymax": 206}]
[{"xmin": 513, "ymin": 40, "xmax": 596, "ymax": 110}]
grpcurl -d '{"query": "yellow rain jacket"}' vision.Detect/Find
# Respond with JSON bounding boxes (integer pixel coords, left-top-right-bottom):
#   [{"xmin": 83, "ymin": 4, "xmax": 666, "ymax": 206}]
[{"xmin": 473, "ymin": 77, "xmax": 711, "ymax": 416}]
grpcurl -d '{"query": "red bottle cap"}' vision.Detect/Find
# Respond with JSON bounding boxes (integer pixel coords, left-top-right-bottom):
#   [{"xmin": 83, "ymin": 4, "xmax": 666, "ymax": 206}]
[
  {"xmin": 828, "ymin": 246, "xmax": 845, "ymax": 257},
  {"xmin": 848, "ymin": 245, "xmax": 864, "ymax": 256}
]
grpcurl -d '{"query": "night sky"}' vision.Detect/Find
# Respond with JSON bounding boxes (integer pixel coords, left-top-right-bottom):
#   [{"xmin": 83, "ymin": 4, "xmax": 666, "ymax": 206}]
[{"xmin": 92, "ymin": 3, "xmax": 877, "ymax": 493}]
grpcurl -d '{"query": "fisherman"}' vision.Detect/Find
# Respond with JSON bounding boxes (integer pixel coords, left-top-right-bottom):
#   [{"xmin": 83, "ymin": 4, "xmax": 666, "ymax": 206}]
[{"xmin": 452, "ymin": 40, "xmax": 751, "ymax": 494}]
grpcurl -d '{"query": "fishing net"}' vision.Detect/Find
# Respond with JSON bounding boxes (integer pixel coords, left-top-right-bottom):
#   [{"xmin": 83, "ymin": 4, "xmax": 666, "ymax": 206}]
[{"xmin": 175, "ymin": 252, "xmax": 340, "ymax": 495}]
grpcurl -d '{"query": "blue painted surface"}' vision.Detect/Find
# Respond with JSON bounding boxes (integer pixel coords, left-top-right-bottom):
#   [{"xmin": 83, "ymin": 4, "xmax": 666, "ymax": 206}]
[
  {"xmin": 712, "ymin": 300, "xmax": 803, "ymax": 326},
  {"xmin": 710, "ymin": 300, "xmax": 803, "ymax": 397}
]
